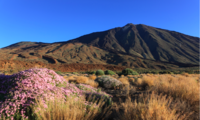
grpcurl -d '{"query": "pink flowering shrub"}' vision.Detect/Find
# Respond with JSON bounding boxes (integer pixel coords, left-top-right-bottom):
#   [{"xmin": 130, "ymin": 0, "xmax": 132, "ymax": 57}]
[
  {"xmin": 0, "ymin": 68, "xmax": 113, "ymax": 120},
  {"xmin": 0, "ymin": 68, "xmax": 85, "ymax": 120}
]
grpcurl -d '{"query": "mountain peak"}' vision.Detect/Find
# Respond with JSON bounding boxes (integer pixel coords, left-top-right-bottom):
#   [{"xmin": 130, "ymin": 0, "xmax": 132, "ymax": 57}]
[
  {"xmin": 122, "ymin": 23, "xmax": 134, "ymax": 31},
  {"xmin": 125, "ymin": 23, "xmax": 134, "ymax": 26}
]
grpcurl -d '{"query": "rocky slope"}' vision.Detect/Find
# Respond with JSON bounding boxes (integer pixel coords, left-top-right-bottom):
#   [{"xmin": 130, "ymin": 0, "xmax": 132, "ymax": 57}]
[{"xmin": 0, "ymin": 23, "xmax": 199, "ymax": 71}]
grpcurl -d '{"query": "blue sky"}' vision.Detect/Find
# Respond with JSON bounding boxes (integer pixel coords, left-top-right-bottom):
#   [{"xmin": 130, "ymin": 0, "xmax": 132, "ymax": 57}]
[{"xmin": 0, "ymin": 0, "xmax": 199, "ymax": 48}]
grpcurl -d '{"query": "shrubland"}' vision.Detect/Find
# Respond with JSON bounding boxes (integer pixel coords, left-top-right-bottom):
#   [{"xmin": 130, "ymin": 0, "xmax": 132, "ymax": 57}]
[{"xmin": 0, "ymin": 68, "xmax": 199, "ymax": 120}]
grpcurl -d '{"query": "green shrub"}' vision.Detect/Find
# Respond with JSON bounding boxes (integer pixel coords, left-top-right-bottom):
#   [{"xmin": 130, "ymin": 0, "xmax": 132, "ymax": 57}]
[
  {"xmin": 105, "ymin": 70, "xmax": 116, "ymax": 75},
  {"xmin": 115, "ymin": 71, "xmax": 122, "ymax": 76},
  {"xmin": 172, "ymin": 71, "xmax": 179, "ymax": 74},
  {"xmin": 72, "ymin": 72, "xmax": 78, "ymax": 74},
  {"xmin": 86, "ymin": 71, "xmax": 96, "ymax": 75},
  {"xmin": 122, "ymin": 68, "xmax": 139, "ymax": 76},
  {"xmin": 56, "ymin": 71, "xmax": 62, "ymax": 75},
  {"xmin": 96, "ymin": 70, "xmax": 104, "ymax": 76},
  {"xmin": 91, "ymin": 71, "xmax": 96, "ymax": 75},
  {"xmin": 169, "ymin": 72, "xmax": 174, "ymax": 74},
  {"xmin": 152, "ymin": 71, "xmax": 159, "ymax": 74}
]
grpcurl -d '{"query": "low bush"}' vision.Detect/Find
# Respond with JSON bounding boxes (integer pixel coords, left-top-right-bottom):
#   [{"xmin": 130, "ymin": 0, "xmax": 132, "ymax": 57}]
[
  {"xmin": 0, "ymin": 68, "xmax": 108, "ymax": 120},
  {"xmin": 122, "ymin": 68, "xmax": 139, "ymax": 76},
  {"xmin": 72, "ymin": 72, "xmax": 78, "ymax": 74},
  {"xmin": 56, "ymin": 71, "xmax": 62, "ymax": 75},
  {"xmin": 105, "ymin": 70, "xmax": 116, "ymax": 75},
  {"xmin": 76, "ymin": 84, "xmax": 113, "ymax": 107},
  {"xmin": 118, "ymin": 77, "xmax": 130, "ymax": 86},
  {"xmin": 95, "ymin": 70, "xmax": 105, "ymax": 76},
  {"xmin": 86, "ymin": 71, "xmax": 96, "ymax": 75},
  {"xmin": 95, "ymin": 75, "xmax": 123, "ymax": 89}
]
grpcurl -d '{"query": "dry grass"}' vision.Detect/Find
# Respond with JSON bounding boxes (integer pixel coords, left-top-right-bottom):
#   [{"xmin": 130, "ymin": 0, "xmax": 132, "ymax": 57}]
[
  {"xmin": 86, "ymin": 80, "xmax": 99, "ymax": 88},
  {"xmin": 88, "ymin": 75, "xmax": 97, "ymax": 80},
  {"xmin": 132, "ymin": 74, "xmax": 199, "ymax": 105},
  {"xmin": 76, "ymin": 76, "xmax": 89, "ymax": 84},
  {"xmin": 141, "ymin": 75, "xmax": 155, "ymax": 87},
  {"xmin": 63, "ymin": 76, "xmax": 70, "ymax": 82},
  {"xmin": 115, "ymin": 91, "xmax": 193, "ymax": 120},
  {"xmin": 135, "ymin": 78, "xmax": 143, "ymax": 85},
  {"xmin": 127, "ymin": 75, "xmax": 133, "ymax": 78},
  {"xmin": 128, "ymin": 77, "xmax": 135, "ymax": 83},
  {"xmin": 68, "ymin": 75, "xmax": 77, "ymax": 80},
  {"xmin": 153, "ymin": 74, "xmax": 199, "ymax": 105},
  {"xmin": 118, "ymin": 77, "xmax": 130, "ymax": 85},
  {"xmin": 31, "ymin": 95, "xmax": 111, "ymax": 120}
]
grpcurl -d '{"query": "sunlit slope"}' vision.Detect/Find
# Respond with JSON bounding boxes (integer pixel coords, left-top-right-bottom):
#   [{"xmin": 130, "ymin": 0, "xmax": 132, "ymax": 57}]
[{"xmin": 0, "ymin": 42, "xmax": 181, "ymax": 69}]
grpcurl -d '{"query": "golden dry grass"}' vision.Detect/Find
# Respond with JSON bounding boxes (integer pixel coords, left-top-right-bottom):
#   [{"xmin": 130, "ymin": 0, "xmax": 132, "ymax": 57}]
[
  {"xmin": 88, "ymin": 75, "xmax": 97, "ymax": 80},
  {"xmin": 141, "ymin": 75, "xmax": 155, "ymax": 87},
  {"xmin": 135, "ymin": 78, "xmax": 143, "ymax": 85},
  {"xmin": 128, "ymin": 77, "xmax": 135, "ymax": 83},
  {"xmin": 115, "ymin": 91, "xmax": 193, "ymax": 120},
  {"xmin": 76, "ymin": 76, "xmax": 89, "ymax": 84},
  {"xmin": 118, "ymin": 77, "xmax": 130, "ymax": 85},
  {"xmin": 152, "ymin": 74, "xmax": 199, "ymax": 105},
  {"xmin": 127, "ymin": 75, "xmax": 134, "ymax": 78},
  {"xmin": 86, "ymin": 80, "xmax": 99, "ymax": 88},
  {"xmin": 68, "ymin": 75, "xmax": 77, "ymax": 80},
  {"xmin": 31, "ymin": 95, "xmax": 111, "ymax": 120}
]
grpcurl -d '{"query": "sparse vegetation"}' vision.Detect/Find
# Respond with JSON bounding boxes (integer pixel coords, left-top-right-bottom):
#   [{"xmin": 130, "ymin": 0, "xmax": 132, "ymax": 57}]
[
  {"xmin": 0, "ymin": 68, "xmax": 199, "ymax": 120},
  {"xmin": 95, "ymin": 70, "xmax": 105, "ymax": 76},
  {"xmin": 56, "ymin": 71, "xmax": 62, "ymax": 75},
  {"xmin": 95, "ymin": 75, "xmax": 123, "ymax": 89},
  {"xmin": 122, "ymin": 68, "xmax": 139, "ymax": 75},
  {"xmin": 88, "ymin": 75, "xmax": 97, "ymax": 80},
  {"xmin": 105, "ymin": 70, "xmax": 116, "ymax": 75}
]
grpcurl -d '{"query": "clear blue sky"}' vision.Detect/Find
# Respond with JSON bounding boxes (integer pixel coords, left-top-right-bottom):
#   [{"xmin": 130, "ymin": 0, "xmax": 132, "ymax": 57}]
[{"xmin": 0, "ymin": 0, "xmax": 199, "ymax": 48}]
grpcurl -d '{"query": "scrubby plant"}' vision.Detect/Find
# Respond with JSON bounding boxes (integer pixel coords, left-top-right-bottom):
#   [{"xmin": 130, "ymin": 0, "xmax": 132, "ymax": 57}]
[
  {"xmin": 122, "ymin": 68, "xmax": 139, "ymax": 76},
  {"xmin": 95, "ymin": 75, "xmax": 123, "ymax": 89},
  {"xmin": 91, "ymin": 71, "xmax": 96, "ymax": 75},
  {"xmin": 72, "ymin": 72, "xmax": 78, "ymax": 74},
  {"xmin": 0, "ymin": 68, "xmax": 111, "ymax": 120},
  {"xmin": 118, "ymin": 77, "xmax": 130, "ymax": 86},
  {"xmin": 76, "ymin": 76, "xmax": 89, "ymax": 84},
  {"xmin": 86, "ymin": 80, "xmax": 99, "ymax": 88},
  {"xmin": 86, "ymin": 71, "xmax": 96, "ymax": 75},
  {"xmin": 115, "ymin": 71, "xmax": 122, "ymax": 76},
  {"xmin": 32, "ymin": 92, "xmax": 112, "ymax": 120},
  {"xmin": 76, "ymin": 84, "xmax": 113, "ymax": 107},
  {"xmin": 95, "ymin": 70, "xmax": 105, "ymax": 76},
  {"xmin": 105, "ymin": 70, "xmax": 116, "ymax": 75},
  {"xmin": 0, "ymin": 68, "xmax": 83, "ymax": 120},
  {"xmin": 56, "ymin": 71, "xmax": 62, "ymax": 75},
  {"xmin": 115, "ymin": 92, "xmax": 193, "ymax": 120},
  {"xmin": 88, "ymin": 75, "xmax": 97, "ymax": 80}
]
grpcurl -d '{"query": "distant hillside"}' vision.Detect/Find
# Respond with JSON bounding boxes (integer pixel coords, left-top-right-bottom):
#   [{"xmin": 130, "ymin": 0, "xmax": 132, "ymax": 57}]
[
  {"xmin": 62, "ymin": 23, "xmax": 199, "ymax": 65},
  {"xmin": 0, "ymin": 23, "xmax": 199, "ymax": 71}
]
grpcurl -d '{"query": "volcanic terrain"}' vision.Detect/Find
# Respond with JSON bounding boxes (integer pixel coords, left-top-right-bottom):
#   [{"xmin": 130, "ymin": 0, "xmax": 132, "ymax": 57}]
[{"xmin": 0, "ymin": 23, "xmax": 199, "ymax": 72}]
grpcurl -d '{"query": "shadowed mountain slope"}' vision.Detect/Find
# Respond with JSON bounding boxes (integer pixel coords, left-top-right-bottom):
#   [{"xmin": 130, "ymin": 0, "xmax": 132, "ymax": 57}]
[{"xmin": 62, "ymin": 23, "xmax": 199, "ymax": 64}]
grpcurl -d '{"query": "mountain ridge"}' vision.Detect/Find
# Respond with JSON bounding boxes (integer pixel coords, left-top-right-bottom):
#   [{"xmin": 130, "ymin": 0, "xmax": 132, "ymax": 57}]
[{"xmin": 0, "ymin": 23, "xmax": 199, "ymax": 72}]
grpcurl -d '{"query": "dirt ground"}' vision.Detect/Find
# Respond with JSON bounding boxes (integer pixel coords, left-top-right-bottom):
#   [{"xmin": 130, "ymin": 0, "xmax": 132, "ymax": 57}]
[{"xmin": 0, "ymin": 60, "xmax": 127, "ymax": 73}]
